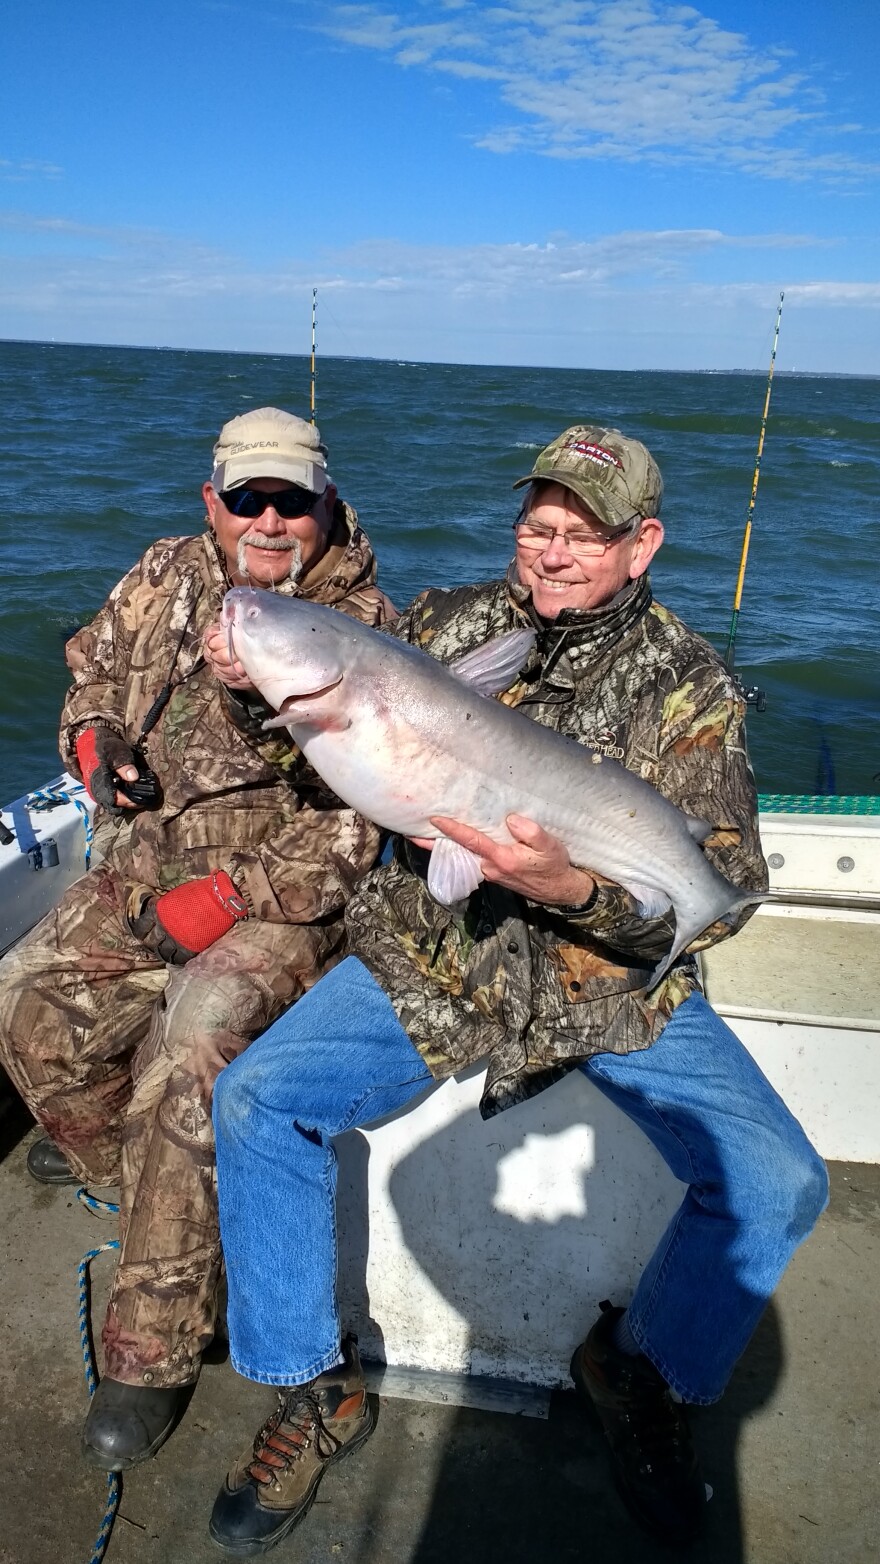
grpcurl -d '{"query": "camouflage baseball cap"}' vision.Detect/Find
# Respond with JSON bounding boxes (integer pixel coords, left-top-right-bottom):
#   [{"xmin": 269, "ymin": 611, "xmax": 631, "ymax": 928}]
[{"xmin": 513, "ymin": 425, "xmax": 663, "ymax": 529}]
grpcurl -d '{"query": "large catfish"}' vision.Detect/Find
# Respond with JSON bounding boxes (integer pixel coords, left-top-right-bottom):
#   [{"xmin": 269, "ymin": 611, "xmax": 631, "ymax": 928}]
[{"xmin": 223, "ymin": 587, "xmax": 761, "ymax": 990}]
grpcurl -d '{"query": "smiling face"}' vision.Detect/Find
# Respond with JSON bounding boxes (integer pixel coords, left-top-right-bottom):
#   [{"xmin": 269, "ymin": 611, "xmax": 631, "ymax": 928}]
[
  {"xmin": 203, "ymin": 476, "xmax": 337, "ymax": 587},
  {"xmin": 514, "ymin": 481, "xmax": 664, "ymax": 619}
]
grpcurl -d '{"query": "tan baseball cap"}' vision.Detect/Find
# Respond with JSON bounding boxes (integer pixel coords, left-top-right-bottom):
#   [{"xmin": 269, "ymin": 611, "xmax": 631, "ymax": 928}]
[
  {"xmin": 211, "ymin": 407, "xmax": 330, "ymax": 493},
  {"xmin": 513, "ymin": 424, "xmax": 663, "ymax": 528}
]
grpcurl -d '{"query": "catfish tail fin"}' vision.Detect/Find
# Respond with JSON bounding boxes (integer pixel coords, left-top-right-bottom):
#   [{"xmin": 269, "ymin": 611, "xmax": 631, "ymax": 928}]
[{"xmin": 644, "ymin": 887, "xmax": 767, "ymax": 994}]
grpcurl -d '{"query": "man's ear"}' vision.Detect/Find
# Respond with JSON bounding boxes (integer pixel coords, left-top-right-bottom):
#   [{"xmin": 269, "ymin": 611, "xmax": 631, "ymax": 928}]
[
  {"xmin": 320, "ymin": 483, "xmax": 338, "ymax": 524},
  {"xmin": 629, "ymin": 516, "xmax": 664, "ymax": 580},
  {"xmin": 203, "ymin": 481, "xmax": 217, "ymax": 527}
]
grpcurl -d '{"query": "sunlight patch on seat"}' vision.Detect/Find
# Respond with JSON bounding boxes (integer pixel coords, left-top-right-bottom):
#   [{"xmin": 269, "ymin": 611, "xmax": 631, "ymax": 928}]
[{"xmin": 493, "ymin": 1125, "xmax": 596, "ymax": 1223}]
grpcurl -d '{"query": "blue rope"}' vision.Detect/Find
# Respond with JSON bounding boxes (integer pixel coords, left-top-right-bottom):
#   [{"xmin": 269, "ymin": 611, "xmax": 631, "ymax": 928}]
[
  {"xmin": 76, "ymin": 1187, "xmax": 122, "ymax": 1564},
  {"xmin": 28, "ymin": 782, "xmax": 94, "ymax": 869},
  {"xmin": 76, "ymin": 1189, "xmax": 120, "ymax": 1221}
]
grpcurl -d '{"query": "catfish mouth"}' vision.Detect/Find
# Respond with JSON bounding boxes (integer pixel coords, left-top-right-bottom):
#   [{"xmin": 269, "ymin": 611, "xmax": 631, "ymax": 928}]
[
  {"xmin": 279, "ymin": 678, "xmax": 343, "ymax": 712},
  {"xmin": 262, "ymin": 677, "xmax": 344, "ymax": 728}
]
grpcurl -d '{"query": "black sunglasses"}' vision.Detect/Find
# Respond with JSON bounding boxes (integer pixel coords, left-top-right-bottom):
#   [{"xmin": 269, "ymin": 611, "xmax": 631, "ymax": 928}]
[{"xmin": 220, "ymin": 486, "xmax": 320, "ymax": 520}]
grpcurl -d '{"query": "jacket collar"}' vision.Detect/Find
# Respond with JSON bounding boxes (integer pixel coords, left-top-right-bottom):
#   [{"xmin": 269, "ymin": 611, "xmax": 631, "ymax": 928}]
[{"xmin": 507, "ymin": 571, "xmax": 652, "ymax": 680}]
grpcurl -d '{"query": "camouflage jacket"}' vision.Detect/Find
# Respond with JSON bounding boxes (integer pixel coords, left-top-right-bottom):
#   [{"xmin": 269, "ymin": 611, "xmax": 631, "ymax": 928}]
[
  {"xmin": 61, "ymin": 502, "xmax": 392, "ymax": 925},
  {"xmin": 345, "ymin": 574, "xmax": 768, "ymax": 1118}
]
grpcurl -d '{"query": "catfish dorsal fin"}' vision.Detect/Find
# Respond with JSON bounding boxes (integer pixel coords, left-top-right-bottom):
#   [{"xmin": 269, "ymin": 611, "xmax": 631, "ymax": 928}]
[{"xmin": 448, "ymin": 630, "xmax": 535, "ymax": 697}]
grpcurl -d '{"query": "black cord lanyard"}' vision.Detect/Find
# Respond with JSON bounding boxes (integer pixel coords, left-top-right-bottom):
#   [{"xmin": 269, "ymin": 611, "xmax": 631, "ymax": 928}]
[{"xmin": 136, "ymin": 588, "xmax": 206, "ymax": 747}]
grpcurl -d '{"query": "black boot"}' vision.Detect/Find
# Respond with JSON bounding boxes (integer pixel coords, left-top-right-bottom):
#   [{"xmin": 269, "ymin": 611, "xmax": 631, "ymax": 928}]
[
  {"xmin": 81, "ymin": 1377, "xmax": 189, "ymax": 1471},
  {"xmin": 571, "ymin": 1301, "xmax": 707, "ymax": 1546},
  {"xmin": 26, "ymin": 1135, "xmax": 78, "ymax": 1185}
]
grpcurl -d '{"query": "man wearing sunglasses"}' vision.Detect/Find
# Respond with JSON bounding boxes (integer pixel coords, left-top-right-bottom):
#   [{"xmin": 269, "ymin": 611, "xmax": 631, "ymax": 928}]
[
  {"xmin": 206, "ymin": 425, "xmax": 825, "ymax": 1555},
  {"xmin": 0, "ymin": 406, "xmax": 395, "ymax": 1474}
]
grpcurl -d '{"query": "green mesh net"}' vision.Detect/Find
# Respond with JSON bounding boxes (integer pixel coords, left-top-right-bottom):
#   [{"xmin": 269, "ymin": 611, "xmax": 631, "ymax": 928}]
[{"xmin": 758, "ymin": 795, "xmax": 880, "ymax": 816}]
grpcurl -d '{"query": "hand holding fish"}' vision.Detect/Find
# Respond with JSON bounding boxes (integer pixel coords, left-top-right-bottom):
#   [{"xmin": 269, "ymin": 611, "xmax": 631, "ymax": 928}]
[
  {"xmin": 203, "ymin": 619, "xmax": 256, "ymax": 692},
  {"xmin": 426, "ymin": 814, "xmax": 596, "ymax": 908}
]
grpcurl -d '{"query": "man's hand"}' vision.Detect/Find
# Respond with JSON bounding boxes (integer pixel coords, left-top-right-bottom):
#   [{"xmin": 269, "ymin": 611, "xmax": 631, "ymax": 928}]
[
  {"xmin": 203, "ymin": 619, "xmax": 256, "ymax": 693},
  {"xmin": 75, "ymin": 727, "xmax": 143, "ymax": 813},
  {"xmin": 128, "ymin": 871, "xmax": 249, "ymax": 966},
  {"xmin": 427, "ymin": 813, "xmax": 596, "ymax": 907}
]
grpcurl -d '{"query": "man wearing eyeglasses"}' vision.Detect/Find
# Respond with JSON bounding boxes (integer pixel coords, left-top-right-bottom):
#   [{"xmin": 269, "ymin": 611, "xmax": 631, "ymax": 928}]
[
  {"xmin": 206, "ymin": 424, "xmax": 826, "ymax": 1554},
  {"xmin": 0, "ymin": 407, "xmax": 395, "ymax": 1471}
]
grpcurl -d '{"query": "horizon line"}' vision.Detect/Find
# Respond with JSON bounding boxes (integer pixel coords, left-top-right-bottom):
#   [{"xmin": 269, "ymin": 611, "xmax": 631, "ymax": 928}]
[{"xmin": 0, "ymin": 334, "xmax": 875, "ymax": 381}]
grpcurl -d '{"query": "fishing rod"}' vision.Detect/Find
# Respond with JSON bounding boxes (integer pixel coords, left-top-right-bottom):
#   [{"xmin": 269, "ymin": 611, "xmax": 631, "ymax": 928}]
[
  {"xmin": 723, "ymin": 291, "xmax": 784, "ymax": 709},
  {"xmin": 310, "ymin": 287, "xmax": 317, "ymax": 424}
]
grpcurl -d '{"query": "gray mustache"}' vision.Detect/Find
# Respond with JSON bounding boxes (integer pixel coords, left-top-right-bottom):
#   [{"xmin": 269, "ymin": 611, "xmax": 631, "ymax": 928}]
[{"xmin": 240, "ymin": 533, "xmax": 298, "ymax": 550}]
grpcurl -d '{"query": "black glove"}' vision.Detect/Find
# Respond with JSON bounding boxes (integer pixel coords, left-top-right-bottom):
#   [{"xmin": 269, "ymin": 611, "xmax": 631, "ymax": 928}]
[{"xmin": 75, "ymin": 727, "xmax": 161, "ymax": 815}]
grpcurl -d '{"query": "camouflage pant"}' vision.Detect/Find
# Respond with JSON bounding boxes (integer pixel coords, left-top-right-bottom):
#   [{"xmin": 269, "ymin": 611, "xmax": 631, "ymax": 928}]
[{"xmin": 0, "ymin": 864, "xmax": 341, "ymax": 1386}]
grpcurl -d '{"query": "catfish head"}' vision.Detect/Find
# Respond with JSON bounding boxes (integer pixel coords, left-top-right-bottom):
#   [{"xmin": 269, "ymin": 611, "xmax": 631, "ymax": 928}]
[{"xmin": 222, "ymin": 587, "xmax": 353, "ymax": 732}]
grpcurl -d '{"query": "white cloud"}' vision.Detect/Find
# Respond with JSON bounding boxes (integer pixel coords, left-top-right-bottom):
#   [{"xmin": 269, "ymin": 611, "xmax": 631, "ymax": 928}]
[
  {"xmin": 318, "ymin": 228, "xmax": 830, "ymax": 297},
  {"xmin": 0, "ymin": 157, "xmax": 63, "ymax": 181},
  {"xmin": 1, "ymin": 210, "xmax": 878, "ymax": 369},
  {"xmin": 318, "ymin": 0, "xmax": 879, "ymax": 182},
  {"xmin": 0, "ymin": 212, "xmax": 113, "ymax": 239},
  {"xmin": 0, "ymin": 209, "xmax": 232, "ymax": 266},
  {"xmin": 0, "ymin": 213, "xmax": 846, "ymax": 307},
  {"xmin": 659, "ymin": 279, "xmax": 880, "ymax": 310},
  {"xmin": 757, "ymin": 281, "xmax": 880, "ymax": 307}
]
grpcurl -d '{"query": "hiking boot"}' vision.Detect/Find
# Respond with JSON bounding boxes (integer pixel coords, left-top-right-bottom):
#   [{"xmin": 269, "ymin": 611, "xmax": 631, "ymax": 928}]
[
  {"xmin": 209, "ymin": 1336, "xmax": 373, "ymax": 1556},
  {"xmin": 81, "ymin": 1377, "xmax": 189, "ymax": 1471},
  {"xmin": 26, "ymin": 1135, "xmax": 78, "ymax": 1185},
  {"xmin": 570, "ymin": 1301, "xmax": 707, "ymax": 1546}
]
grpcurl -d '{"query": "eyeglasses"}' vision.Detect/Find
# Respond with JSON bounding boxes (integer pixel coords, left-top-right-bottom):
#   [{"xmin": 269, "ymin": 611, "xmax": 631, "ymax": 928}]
[
  {"xmin": 513, "ymin": 516, "xmax": 640, "ymax": 558},
  {"xmin": 219, "ymin": 486, "xmax": 320, "ymax": 520}
]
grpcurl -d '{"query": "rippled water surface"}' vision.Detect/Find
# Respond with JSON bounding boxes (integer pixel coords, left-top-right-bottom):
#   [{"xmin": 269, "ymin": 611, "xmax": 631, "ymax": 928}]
[{"xmin": 1, "ymin": 340, "xmax": 878, "ymax": 802}]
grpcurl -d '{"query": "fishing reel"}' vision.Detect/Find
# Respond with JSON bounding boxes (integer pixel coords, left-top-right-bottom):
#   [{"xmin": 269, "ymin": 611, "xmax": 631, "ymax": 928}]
[
  {"xmin": 738, "ymin": 682, "xmax": 767, "ymax": 714},
  {"xmin": 729, "ymin": 672, "xmax": 767, "ymax": 714}
]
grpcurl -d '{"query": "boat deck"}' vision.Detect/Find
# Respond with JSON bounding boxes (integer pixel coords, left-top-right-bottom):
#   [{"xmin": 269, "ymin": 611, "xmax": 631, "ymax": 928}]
[{"xmin": 1, "ymin": 1108, "xmax": 877, "ymax": 1564}]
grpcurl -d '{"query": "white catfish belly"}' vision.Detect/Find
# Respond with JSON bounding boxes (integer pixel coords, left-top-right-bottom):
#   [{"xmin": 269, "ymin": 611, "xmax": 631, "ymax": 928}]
[
  {"xmin": 387, "ymin": 681, "xmax": 688, "ymax": 880},
  {"xmin": 299, "ymin": 688, "xmax": 715, "ymax": 912},
  {"xmin": 297, "ymin": 712, "xmax": 497, "ymax": 839}
]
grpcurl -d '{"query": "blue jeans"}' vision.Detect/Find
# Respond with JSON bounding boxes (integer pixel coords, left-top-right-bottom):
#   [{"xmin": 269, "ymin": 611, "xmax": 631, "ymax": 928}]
[{"xmin": 213, "ymin": 957, "xmax": 828, "ymax": 1404}]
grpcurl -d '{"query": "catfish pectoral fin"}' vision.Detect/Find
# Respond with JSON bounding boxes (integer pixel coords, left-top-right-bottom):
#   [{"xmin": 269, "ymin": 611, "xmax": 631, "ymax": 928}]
[{"xmin": 427, "ymin": 836, "xmax": 484, "ymax": 906}]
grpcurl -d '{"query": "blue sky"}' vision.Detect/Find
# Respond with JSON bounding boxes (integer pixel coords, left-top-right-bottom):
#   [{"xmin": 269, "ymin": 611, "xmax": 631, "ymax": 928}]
[{"xmin": 1, "ymin": 0, "xmax": 878, "ymax": 370}]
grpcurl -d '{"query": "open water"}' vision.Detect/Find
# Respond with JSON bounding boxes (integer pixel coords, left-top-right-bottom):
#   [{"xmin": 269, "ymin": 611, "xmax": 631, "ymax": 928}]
[{"xmin": 1, "ymin": 338, "xmax": 878, "ymax": 804}]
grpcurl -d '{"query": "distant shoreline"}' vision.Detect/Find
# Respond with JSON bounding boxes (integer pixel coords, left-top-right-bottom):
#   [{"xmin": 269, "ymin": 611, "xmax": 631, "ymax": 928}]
[{"xmin": 0, "ymin": 336, "xmax": 875, "ymax": 382}]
